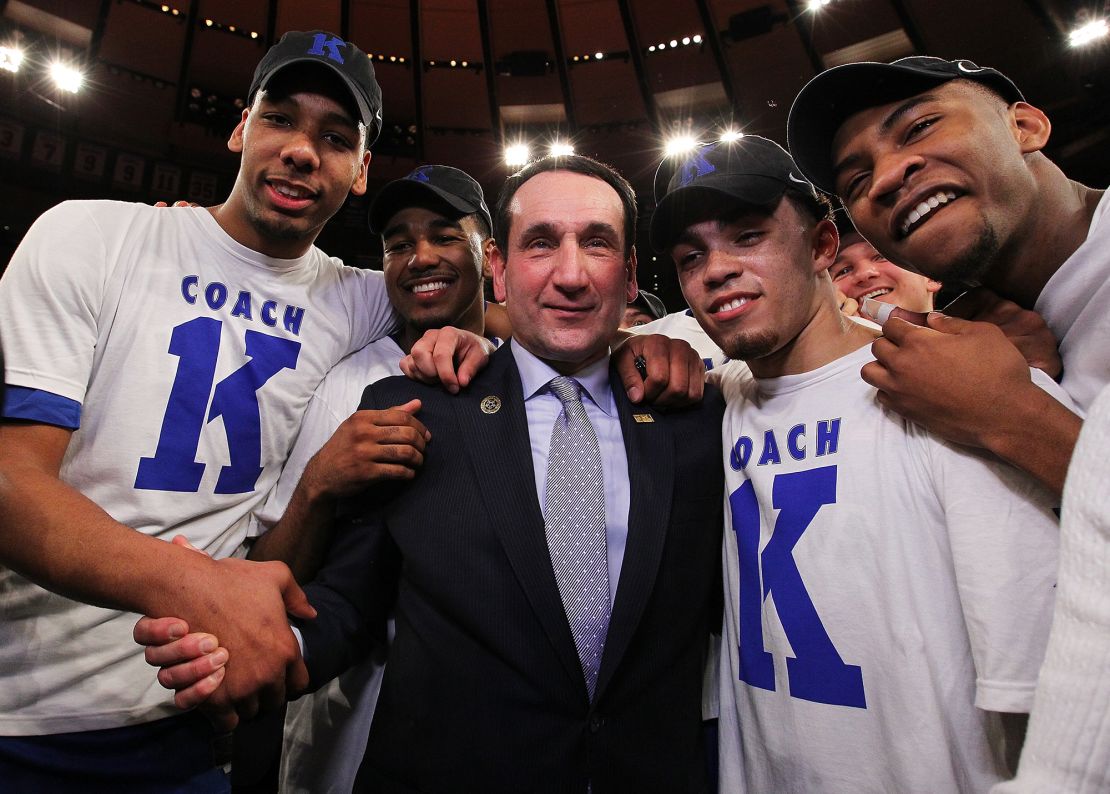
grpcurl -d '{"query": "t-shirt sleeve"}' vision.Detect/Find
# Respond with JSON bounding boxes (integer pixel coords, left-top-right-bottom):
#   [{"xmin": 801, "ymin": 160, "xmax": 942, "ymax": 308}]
[
  {"xmin": 345, "ymin": 265, "xmax": 401, "ymax": 354},
  {"xmin": 0, "ymin": 201, "xmax": 109, "ymax": 414},
  {"xmin": 927, "ymin": 434, "xmax": 1060, "ymax": 713}
]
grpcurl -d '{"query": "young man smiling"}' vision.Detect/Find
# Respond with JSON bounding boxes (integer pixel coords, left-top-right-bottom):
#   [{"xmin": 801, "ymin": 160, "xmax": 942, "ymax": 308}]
[
  {"xmin": 829, "ymin": 212, "xmax": 941, "ymax": 316},
  {"xmin": 0, "ymin": 30, "xmax": 398, "ymax": 790},
  {"xmin": 650, "ymin": 136, "xmax": 1064, "ymax": 793},
  {"xmin": 787, "ymin": 57, "xmax": 1104, "ymax": 496}
]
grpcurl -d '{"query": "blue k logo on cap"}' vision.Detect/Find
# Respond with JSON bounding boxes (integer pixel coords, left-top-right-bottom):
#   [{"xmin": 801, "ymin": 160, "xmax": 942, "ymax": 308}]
[
  {"xmin": 306, "ymin": 33, "xmax": 347, "ymax": 64},
  {"xmin": 675, "ymin": 150, "xmax": 717, "ymax": 188}
]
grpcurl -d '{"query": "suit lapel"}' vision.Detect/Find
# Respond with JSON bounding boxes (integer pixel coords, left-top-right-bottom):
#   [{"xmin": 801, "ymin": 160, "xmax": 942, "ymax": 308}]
[
  {"xmin": 453, "ymin": 347, "xmax": 584, "ymax": 691},
  {"xmin": 596, "ymin": 378, "xmax": 675, "ymax": 698}
]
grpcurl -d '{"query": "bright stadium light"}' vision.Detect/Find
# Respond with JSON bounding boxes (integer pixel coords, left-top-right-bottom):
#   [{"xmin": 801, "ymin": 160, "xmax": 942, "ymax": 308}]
[
  {"xmin": 0, "ymin": 46, "xmax": 24, "ymax": 73},
  {"xmin": 809, "ymin": 0, "xmax": 832, "ymax": 10},
  {"xmin": 664, "ymin": 135, "xmax": 698, "ymax": 157},
  {"xmin": 719, "ymin": 129, "xmax": 745, "ymax": 143},
  {"xmin": 1069, "ymin": 19, "xmax": 1108, "ymax": 47},
  {"xmin": 505, "ymin": 143, "xmax": 531, "ymax": 166},
  {"xmin": 549, "ymin": 141, "xmax": 575, "ymax": 157},
  {"xmin": 50, "ymin": 61, "xmax": 84, "ymax": 93}
]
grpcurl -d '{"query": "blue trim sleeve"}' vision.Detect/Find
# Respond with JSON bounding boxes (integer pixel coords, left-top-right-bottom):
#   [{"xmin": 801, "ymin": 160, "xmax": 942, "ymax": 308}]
[{"xmin": 2, "ymin": 386, "xmax": 82, "ymax": 429}]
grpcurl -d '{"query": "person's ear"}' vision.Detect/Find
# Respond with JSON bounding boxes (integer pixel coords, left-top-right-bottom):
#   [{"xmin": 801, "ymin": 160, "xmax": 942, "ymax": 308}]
[
  {"xmin": 811, "ymin": 219, "xmax": 838, "ymax": 275},
  {"xmin": 481, "ymin": 239, "xmax": 496, "ymax": 281},
  {"xmin": 227, "ymin": 109, "xmax": 250, "ymax": 154},
  {"xmin": 491, "ymin": 244, "xmax": 509, "ymax": 303},
  {"xmin": 625, "ymin": 246, "xmax": 639, "ymax": 302},
  {"xmin": 1011, "ymin": 102, "xmax": 1051, "ymax": 154},
  {"xmin": 349, "ymin": 151, "xmax": 371, "ymax": 197}
]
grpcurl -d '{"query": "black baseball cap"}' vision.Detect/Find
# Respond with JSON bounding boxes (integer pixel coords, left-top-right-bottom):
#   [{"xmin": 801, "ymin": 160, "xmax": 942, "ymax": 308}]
[
  {"xmin": 249, "ymin": 30, "xmax": 383, "ymax": 143},
  {"xmin": 368, "ymin": 165, "xmax": 493, "ymax": 236},
  {"xmin": 787, "ymin": 56, "xmax": 1025, "ymax": 194},
  {"xmin": 649, "ymin": 135, "xmax": 821, "ymax": 251},
  {"xmin": 629, "ymin": 289, "xmax": 666, "ymax": 321}
]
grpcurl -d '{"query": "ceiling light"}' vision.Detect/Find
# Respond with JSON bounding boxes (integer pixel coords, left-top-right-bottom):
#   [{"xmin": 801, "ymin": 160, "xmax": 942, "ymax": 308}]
[
  {"xmin": 682, "ymin": 37, "xmax": 691, "ymax": 45},
  {"xmin": 250, "ymin": 31, "xmax": 258, "ymax": 39},
  {"xmin": 693, "ymin": 34, "xmax": 703, "ymax": 44},
  {"xmin": 505, "ymin": 143, "xmax": 530, "ymax": 166},
  {"xmin": 648, "ymin": 45, "xmax": 656, "ymax": 52},
  {"xmin": 658, "ymin": 42, "xmax": 666, "ymax": 49},
  {"xmin": 1069, "ymin": 19, "xmax": 1109, "ymax": 47},
  {"xmin": 50, "ymin": 61, "xmax": 84, "ymax": 93},
  {"xmin": 670, "ymin": 39, "xmax": 678, "ymax": 47},
  {"xmin": 450, "ymin": 59, "xmax": 457, "ymax": 66},
  {"xmin": 808, "ymin": 0, "xmax": 832, "ymax": 10},
  {"xmin": 461, "ymin": 60, "xmax": 468, "ymax": 67},
  {"xmin": 719, "ymin": 129, "xmax": 744, "ymax": 142},
  {"xmin": 550, "ymin": 141, "xmax": 574, "ymax": 156},
  {"xmin": 594, "ymin": 52, "xmax": 603, "ymax": 60},
  {"xmin": 0, "ymin": 46, "xmax": 24, "ymax": 74},
  {"xmin": 204, "ymin": 18, "xmax": 213, "ymax": 26},
  {"xmin": 664, "ymin": 135, "xmax": 698, "ymax": 157}
]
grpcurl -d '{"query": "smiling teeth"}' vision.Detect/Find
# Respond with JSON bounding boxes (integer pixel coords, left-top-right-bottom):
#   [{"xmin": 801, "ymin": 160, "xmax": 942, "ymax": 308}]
[
  {"xmin": 860, "ymin": 288, "xmax": 892, "ymax": 300},
  {"xmin": 274, "ymin": 183, "xmax": 310, "ymax": 199},
  {"xmin": 715, "ymin": 297, "xmax": 750, "ymax": 313},
  {"xmin": 901, "ymin": 191, "xmax": 957, "ymax": 235},
  {"xmin": 412, "ymin": 281, "xmax": 449, "ymax": 294}
]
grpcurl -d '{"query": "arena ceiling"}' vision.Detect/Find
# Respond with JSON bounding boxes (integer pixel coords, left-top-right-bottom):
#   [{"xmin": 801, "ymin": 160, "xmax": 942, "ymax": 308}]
[{"xmin": 1, "ymin": 0, "xmax": 1107, "ymax": 299}]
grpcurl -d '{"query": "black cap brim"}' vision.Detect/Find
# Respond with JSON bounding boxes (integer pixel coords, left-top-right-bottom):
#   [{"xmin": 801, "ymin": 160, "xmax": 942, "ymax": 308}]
[
  {"xmin": 649, "ymin": 176, "xmax": 787, "ymax": 252},
  {"xmin": 788, "ymin": 61, "xmax": 1023, "ymax": 195},
  {"xmin": 369, "ymin": 180, "xmax": 488, "ymax": 235}
]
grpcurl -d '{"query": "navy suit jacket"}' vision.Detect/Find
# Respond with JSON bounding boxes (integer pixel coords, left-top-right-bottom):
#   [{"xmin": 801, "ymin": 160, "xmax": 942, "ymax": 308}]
[{"xmin": 297, "ymin": 344, "xmax": 725, "ymax": 793}]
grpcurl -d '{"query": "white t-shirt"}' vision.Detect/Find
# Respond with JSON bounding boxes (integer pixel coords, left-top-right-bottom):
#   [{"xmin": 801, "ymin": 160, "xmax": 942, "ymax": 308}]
[
  {"xmin": 0, "ymin": 200, "xmax": 397, "ymax": 735},
  {"xmin": 247, "ymin": 338, "xmax": 404, "ymax": 794},
  {"xmin": 994, "ymin": 380, "xmax": 1110, "ymax": 793},
  {"xmin": 711, "ymin": 346, "xmax": 1061, "ymax": 793},
  {"xmin": 1035, "ymin": 189, "xmax": 1110, "ymax": 413}
]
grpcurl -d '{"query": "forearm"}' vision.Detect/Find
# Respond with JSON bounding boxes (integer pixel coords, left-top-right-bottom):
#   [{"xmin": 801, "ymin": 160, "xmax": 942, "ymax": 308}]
[
  {"xmin": 981, "ymin": 385, "xmax": 1081, "ymax": 499},
  {"xmin": 247, "ymin": 482, "xmax": 337, "ymax": 582},
  {"xmin": 0, "ymin": 458, "xmax": 211, "ymax": 616}
]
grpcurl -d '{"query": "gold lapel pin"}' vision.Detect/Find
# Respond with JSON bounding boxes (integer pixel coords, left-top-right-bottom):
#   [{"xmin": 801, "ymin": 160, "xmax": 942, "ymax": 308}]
[
  {"xmin": 480, "ymin": 395, "xmax": 502, "ymax": 415},
  {"xmin": 632, "ymin": 413, "xmax": 654, "ymax": 423}
]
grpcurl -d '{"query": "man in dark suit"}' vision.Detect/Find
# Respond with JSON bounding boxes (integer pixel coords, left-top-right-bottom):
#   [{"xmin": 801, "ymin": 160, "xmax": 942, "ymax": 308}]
[{"xmin": 147, "ymin": 155, "xmax": 725, "ymax": 793}]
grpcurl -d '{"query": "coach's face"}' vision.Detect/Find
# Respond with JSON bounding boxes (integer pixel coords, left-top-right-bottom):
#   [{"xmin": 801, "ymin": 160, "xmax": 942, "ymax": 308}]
[
  {"xmin": 491, "ymin": 171, "xmax": 637, "ymax": 374},
  {"xmin": 226, "ymin": 67, "xmax": 370, "ymax": 258},
  {"xmin": 830, "ymin": 80, "xmax": 1049, "ymax": 287}
]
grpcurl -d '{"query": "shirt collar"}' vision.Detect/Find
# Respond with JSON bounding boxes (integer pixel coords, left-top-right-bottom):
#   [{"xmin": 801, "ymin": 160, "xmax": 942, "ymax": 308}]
[{"xmin": 510, "ymin": 339, "xmax": 617, "ymax": 416}]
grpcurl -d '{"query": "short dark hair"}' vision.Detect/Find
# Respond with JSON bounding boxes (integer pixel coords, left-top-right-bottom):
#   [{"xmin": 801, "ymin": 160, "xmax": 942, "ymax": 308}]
[{"xmin": 493, "ymin": 155, "xmax": 638, "ymax": 257}]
